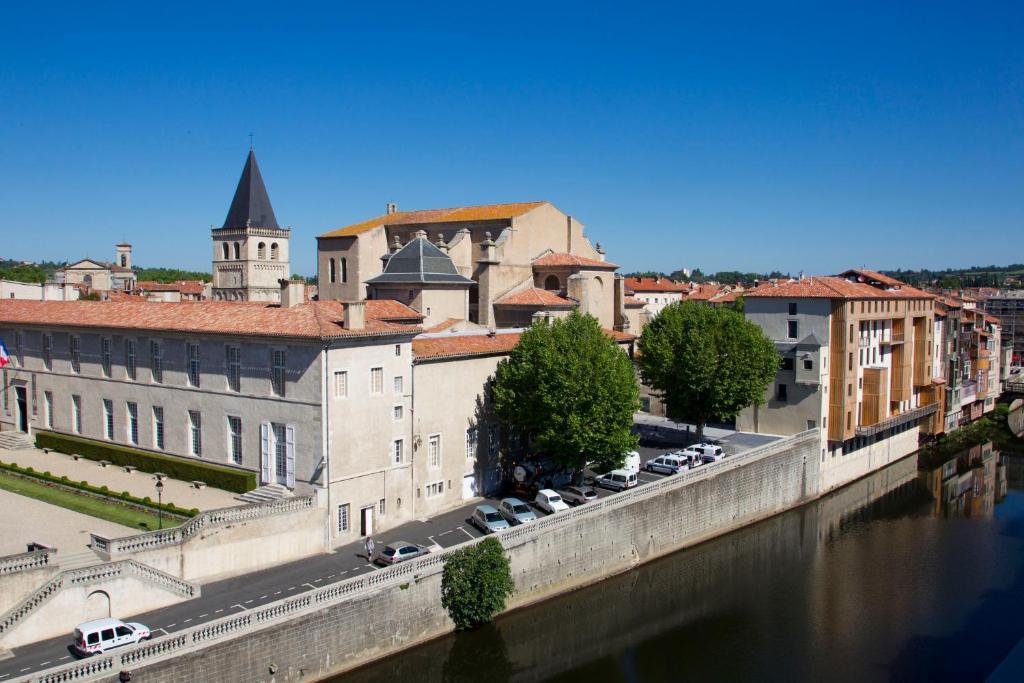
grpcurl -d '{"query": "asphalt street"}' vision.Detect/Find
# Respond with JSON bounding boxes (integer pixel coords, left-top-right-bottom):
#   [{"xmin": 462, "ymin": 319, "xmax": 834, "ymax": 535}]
[{"xmin": 0, "ymin": 437, "xmax": 775, "ymax": 680}]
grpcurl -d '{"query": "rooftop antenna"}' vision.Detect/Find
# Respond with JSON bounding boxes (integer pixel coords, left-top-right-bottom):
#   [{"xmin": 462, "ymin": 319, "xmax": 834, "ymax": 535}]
[{"xmin": 248, "ymin": 133, "xmax": 254, "ymax": 150}]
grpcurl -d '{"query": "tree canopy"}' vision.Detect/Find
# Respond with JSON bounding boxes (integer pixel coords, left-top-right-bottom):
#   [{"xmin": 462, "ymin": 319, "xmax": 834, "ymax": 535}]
[
  {"xmin": 492, "ymin": 312, "xmax": 639, "ymax": 473},
  {"xmin": 441, "ymin": 537, "xmax": 515, "ymax": 630},
  {"xmin": 638, "ymin": 301, "xmax": 778, "ymax": 440},
  {"xmin": 133, "ymin": 267, "xmax": 212, "ymax": 283}
]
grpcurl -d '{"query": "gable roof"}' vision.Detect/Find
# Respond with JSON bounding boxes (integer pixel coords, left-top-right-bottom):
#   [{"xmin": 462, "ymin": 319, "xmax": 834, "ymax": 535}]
[
  {"xmin": 531, "ymin": 252, "xmax": 618, "ymax": 270},
  {"xmin": 745, "ymin": 276, "xmax": 934, "ymax": 300},
  {"xmin": 365, "ymin": 237, "xmax": 475, "ymax": 286},
  {"xmin": 839, "ymin": 268, "xmax": 906, "ymax": 287},
  {"xmin": 223, "ymin": 149, "xmax": 279, "ymax": 230},
  {"xmin": 0, "ymin": 299, "xmax": 422, "ymax": 340},
  {"xmin": 495, "ymin": 288, "xmax": 575, "ymax": 307},
  {"xmin": 320, "ymin": 201, "xmax": 547, "ymax": 238}
]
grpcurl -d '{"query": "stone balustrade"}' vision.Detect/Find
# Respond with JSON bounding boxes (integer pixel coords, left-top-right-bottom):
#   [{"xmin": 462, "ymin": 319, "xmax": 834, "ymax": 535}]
[{"xmin": 0, "ymin": 548, "xmax": 56, "ymax": 576}]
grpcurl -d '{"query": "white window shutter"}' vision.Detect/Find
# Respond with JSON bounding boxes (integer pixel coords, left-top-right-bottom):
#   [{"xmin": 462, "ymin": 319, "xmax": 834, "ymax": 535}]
[
  {"xmin": 285, "ymin": 424, "xmax": 296, "ymax": 488},
  {"xmin": 260, "ymin": 422, "xmax": 270, "ymax": 484}
]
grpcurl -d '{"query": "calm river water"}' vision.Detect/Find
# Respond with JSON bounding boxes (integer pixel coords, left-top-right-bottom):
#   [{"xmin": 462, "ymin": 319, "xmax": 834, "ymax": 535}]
[{"xmin": 336, "ymin": 448, "xmax": 1024, "ymax": 683}]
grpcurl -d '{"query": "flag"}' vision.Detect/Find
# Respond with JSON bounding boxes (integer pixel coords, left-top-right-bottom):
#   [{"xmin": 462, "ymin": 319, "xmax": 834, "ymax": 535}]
[{"xmin": 0, "ymin": 340, "xmax": 9, "ymax": 369}]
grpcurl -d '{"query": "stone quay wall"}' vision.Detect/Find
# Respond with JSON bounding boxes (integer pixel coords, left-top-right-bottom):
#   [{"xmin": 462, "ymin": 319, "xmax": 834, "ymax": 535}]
[{"xmin": 23, "ymin": 430, "xmax": 821, "ymax": 683}]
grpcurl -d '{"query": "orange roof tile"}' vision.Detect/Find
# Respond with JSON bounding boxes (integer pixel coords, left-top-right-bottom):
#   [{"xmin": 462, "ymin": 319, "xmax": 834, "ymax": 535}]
[
  {"xmin": 495, "ymin": 288, "xmax": 575, "ymax": 307},
  {"xmin": 413, "ymin": 328, "xmax": 635, "ymax": 361},
  {"xmin": 0, "ymin": 299, "xmax": 422, "ymax": 340},
  {"xmin": 623, "ymin": 277, "xmax": 689, "ymax": 293},
  {"xmin": 839, "ymin": 268, "xmax": 906, "ymax": 287},
  {"xmin": 745, "ymin": 276, "xmax": 934, "ymax": 300},
  {"xmin": 684, "ymin": 284, "xmax": 724, "ymax": 301},
  {"xmin": 623, "ymin": 296, "xmax": 646, "ymax": 307},
  {"xmin": 532, "ymin": 252, "xmax": 618, "ymax": 269},
  {"xmin": 319, "ymin": 202, "xmax": 548, "ymax": 238}
]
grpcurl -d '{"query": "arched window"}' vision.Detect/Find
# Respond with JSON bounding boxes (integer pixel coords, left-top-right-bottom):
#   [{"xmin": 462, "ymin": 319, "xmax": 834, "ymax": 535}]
[
  {"xmin": 233, "ymin": 242, "xmax": 240, "ymax": 259},
  {"xmin": 328, "ymin": 257, "xmax": 336, "ymax": 284},
  {"xmin": 544, "ymin": 274, "xmax": 560, "ymax": 291},
  {"xmin": 270, "ymin": 243, "xmax": 279, "ymax": 261},
  {"xmin": 221, "ymin": 243, "xmax": 229, "ymax": 260},
  {"xmin": 83, "ymin": 274, "xmax": 93, "ymax": 287},
  {"xmin": 257, "ymin": 242, "xmax": 266, "ymax": 259},
  {"xmin": 341, "ymin": 257, "xmax": 348, "ymax": 283}
]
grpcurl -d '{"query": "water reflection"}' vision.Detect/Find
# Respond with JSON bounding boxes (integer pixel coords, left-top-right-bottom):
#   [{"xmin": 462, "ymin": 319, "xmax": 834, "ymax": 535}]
[{"xmin": 337, "ymin": 448, "xmax": 1024, "ymax": 683}]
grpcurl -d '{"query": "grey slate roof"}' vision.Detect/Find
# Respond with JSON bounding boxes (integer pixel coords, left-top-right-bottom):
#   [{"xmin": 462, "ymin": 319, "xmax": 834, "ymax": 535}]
[
  {"xmin": 366, "ymin": 238, "xmax": 475, "ymax": 286},
  {"xmin": 222, "ymin": 149, "xmax": 280, "ymax": 229}
]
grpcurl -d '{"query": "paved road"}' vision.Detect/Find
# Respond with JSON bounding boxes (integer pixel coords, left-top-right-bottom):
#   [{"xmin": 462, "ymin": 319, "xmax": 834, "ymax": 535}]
[{"xmin": 0, "ymin": 438, "xmax": 771, "ymax": 680}]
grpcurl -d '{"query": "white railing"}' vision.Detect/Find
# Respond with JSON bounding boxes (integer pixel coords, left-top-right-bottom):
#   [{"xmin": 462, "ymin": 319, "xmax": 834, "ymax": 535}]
[
  {"xmin": 0, "ymin": 548, "xmax": 56, "ymax": 576},
  {"xmin": 92, "ymin": 495, "xmax": 316, "ymax": 557},
  {"xmin": 23, "ymin": 430, "xmax": 816, "ymax": 683},
  {"xmin": 0, "ymin": 560, "xmax": 198, "ymax": 641}
]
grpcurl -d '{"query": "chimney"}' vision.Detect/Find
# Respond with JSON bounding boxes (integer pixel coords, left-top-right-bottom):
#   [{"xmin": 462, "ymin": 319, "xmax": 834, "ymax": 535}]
[
  {"xmin": 595, "ymin": 243, "xmax": 605, "ymax": 262},
  {"xmin": 435, "ymin": 233, "xmax": 448, "ymax": 252},
  {"xmin": 480, "ymin": 231, "xmax": 497, "ymax": 262},
  {"xmin": 279, "ymin": 279, "xmax": 304, "ymax": 308},
  {"xmin": 345, "ymin": 300, "xmax": 366, "ymax": 330},
  {"xmin": 386, "ymin": 202, "xmax": 397, "ymax": 215}
]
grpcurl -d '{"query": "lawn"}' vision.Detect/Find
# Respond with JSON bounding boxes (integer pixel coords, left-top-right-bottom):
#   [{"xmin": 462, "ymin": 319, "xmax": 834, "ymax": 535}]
[{"xmin": 0, "ymin": 471, "xmax": 179, "ymax": 532}]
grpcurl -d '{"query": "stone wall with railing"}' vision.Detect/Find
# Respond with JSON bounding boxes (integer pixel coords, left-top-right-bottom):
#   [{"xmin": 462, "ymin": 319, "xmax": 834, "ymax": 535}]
[
  {"xmin": 90, "ymin": 494, "xmax": 323, "ymax": 581},
  {"xmin": 19, "ymin": 429, "xmax": 822, "ymax": 683},
  {"xmin": 0, "ymin": 549, "xmax": 61, "ymax": 616}
]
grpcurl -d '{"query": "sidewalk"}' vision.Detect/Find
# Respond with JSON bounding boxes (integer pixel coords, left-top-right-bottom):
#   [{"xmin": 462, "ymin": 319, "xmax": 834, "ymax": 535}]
[{"xmin": 0, "ymin": 446, "xmax": 240, "ymax": 511}]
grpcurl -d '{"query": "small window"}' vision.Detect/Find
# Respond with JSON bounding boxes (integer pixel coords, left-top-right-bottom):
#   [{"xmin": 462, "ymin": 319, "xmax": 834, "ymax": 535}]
[
  {"xmin": 393, "ymin": 405, "xmax": 403, "ymax": 421},
  {"xmin": 788, "ymin": 302, "xmax": 797, "ymax": 316},
  {"xmin": 270, "ymin": 242, "xmax": 279, "ymax": 261},
  {"xmin": 44, "ymin": 391, "xmax": 53, "ymax": 428},
  {"xmin": 807, "ymin": 419, "xmax": 816, "ymax": 430},
  {"xmin": 153, "ymin": 406, "xmax": 164, "ymax": 450},
  {"xmin": 776, "ymin": 384, "xmax": 788, "ymax": 401},
  {"xmin": 428, "ymin": 434, "xmax": 441, "ymax": 468},
  {"xmin": 125, "ymin": 339, "xmax": 137, "ymax": 380},
  {"xmin": 341, "ymin": 257, "xmax": 348, "ymax": 283},
  {"xmin": 328, "ymin": 257, "xmax": 336, "ymax": 284},
  {"xmin": 847, "ymin": 384, "xmax": 852, "ymax": 397},
  {"xmin": 392, "ymin": 438, "xmax": 404, "ymax": 465},
  {"xmin": 781, "ymin": 357, "xmax": 795, "ymax": 371},
  {"xmin": 42, "ymin": 333, "xmax": 53, "ymax": 370},
  {"xmin": 803, "ymin": 358, "xmax": 813, "ymax": 370},
  {"xmin": 394, "ymin": 344, "xmax": 402, "ymax": 356},
  {"xmin": 228, "ymin": 416, "xmax": 243, "ymax": 464},
  {"xmin": 127, "ymin": 402, "xmax": 138, "ymax": 445},
  {"xmin": 379, "ymin": 498, "xmax": 386, "ymax": 516},
  {"xmin": 103, "ymin": 399, "xmax": 114, "ymax": 439},
  {"xmin": 102, "ymin": 337, "xmax": 112, "ymax": 376},
  {"xmin": 72, "ymin": 395, "xmax": 82, "ymax": 434},
  {"xmin": 189, "ymin": 410, "xmax": 202, "ymax": 456},
  {"xmin": 334, "ymin": 370, "xmax": 348, "ymax": 397},
  {"xmin": 257, "ymin": 242, "xmax": 266, "ymax": 259},
  {"xmin": 226, "ymin": 345, "xmax": 241, "ymax": 392},
  {"xmin": 187, "ymin": 343, "xmax": 201, "ymax": 387},
  {"xmin": 787, "ymin": 320, "xmax": 798, "ymax": 339},
  {"xmin": 233, "ymin": 242, "xmax": 240, "ymax": 259},
  {"xmin": 271, "ymin": 349, "xmax": 286, "ymax": 397},
  {"xmin": 222, "ymin": 242, "xmax": 229, "ymax": 260},
  {"xmin": 393, "ymin": 375, "xmax": 404, "ymax": 394},
  {"xmin": 338, "ymin": 503, "xmax": 350, "ymax": 532},
  {"xmin": 370, "ymin": 367, "xmax": 384, "ymax": 394}
]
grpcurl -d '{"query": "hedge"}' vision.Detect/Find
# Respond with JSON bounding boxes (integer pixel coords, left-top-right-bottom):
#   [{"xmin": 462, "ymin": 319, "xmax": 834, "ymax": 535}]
[
  {"xmin": 35, "ymin": 432, "xmax": 257, "ymax": 494},
  {"xmin": 0, "ymin": 460, "xmax": 199, "ymax": 518}
]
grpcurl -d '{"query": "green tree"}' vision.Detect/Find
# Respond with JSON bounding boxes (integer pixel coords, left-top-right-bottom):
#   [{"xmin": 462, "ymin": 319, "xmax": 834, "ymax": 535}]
[
  {"xmin": 441, "ymin": 537, "xmax": 515, "ymax": 630},
  {"xmin": 638, "ymin": 301, "xmax": 779, "ymax": 441},
  {"xmin": 492, "ymin": 312, "xmax": 639, "ymax": 473}
]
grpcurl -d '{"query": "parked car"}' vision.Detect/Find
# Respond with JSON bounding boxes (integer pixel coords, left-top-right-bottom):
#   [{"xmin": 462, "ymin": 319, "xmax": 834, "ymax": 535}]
[
  {"xmin": 534, "ymin": 488, "xmax": 570, "ymax": 514},
  {"xmin": 595, "ymin": 469, "xmax": 638, "ymax": 492},
  {"xmin": 73, "ymin": 618, "xmax": 150, "ymax": 657},
  {"xmin": 560, "ymin": 485, "xmax": 598, "ymax": 506},
  {"xmin": 375, "ymin": 541, "xmax": 430, "ymax": 566},
  {"xmin": 645, "ymin": 454, "xmax": 687, "ymax": 475},
  {"xmin": 499, "ymin": 497, "xmax": 538, "ymax": 525},
  {"xmin": 470, "ymin": 504, "xmax": 510, "ymax": 533},
  {"xmin": 693, "ymin": 443, "xmax": 725, "ymax": 459}
]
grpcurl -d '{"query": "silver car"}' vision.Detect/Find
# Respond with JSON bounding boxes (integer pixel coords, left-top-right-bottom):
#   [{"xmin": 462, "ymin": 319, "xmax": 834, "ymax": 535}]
[
  {"xmin": 470, "ymin": 504, "xmax": 510, "ymax": 533},
  {"xmin": 560, "ymin": 485, "xmax": 598, "ymax": 505},
  {"xmin": 498, "ymin": 497, "xmax": 537, "ymax": 525},
  {"xmin": 375, "ymin": 541, "xmax": 429, "ymax": 566}
]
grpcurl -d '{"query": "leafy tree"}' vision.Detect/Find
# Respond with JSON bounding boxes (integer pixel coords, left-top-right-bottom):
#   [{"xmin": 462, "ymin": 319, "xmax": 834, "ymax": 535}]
[
  {"xmin": 623, "ymin": 271, "xmax": 668, "ymax": 280},
  {"xmin": 441, "ymin": 537, "xmax": 515, "ymax": 630},
  {"xmin": 133, "ymin": 267, "xmax": 212, "ymax": 283},
  {"xmin": 638, "ymin": 301, "xmax": 779, "ymax": 441},
  {"xmin": 492, "ymin": 312, "xmax": 639, "ymax": 473}
]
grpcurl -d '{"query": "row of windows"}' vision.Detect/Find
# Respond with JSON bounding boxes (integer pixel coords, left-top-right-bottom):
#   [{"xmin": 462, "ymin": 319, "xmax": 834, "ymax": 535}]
[
  {"xmin": 22, "ymin": 333, "xmax": 290, "ymax": 397},
  {"xmin": 219, "ymin": 241, "xmax": 282, "ymax": 261},
  {"xmin": 327, "ymin": 257, "xmax": 348, "ymax": 284},
  {"xmin": 333, "ymin": 368, "xmax": 402, "ymax": 398}
]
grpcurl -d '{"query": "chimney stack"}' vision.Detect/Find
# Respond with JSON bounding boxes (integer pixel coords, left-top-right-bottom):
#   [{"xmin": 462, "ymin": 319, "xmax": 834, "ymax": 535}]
[
  {"xmin": 386, "ymin": 202, "xmax": 397, "ymax": 215},
  {"xmin": 279, "ymin": 279, "xmax": 304, "ymax": 308},
  {"xmin": 344, "ymin": 300, "xmax": 366, "ymax": 330}
]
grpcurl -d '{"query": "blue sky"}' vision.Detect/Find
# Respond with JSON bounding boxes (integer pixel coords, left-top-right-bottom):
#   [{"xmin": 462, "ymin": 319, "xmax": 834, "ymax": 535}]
[{"xmin": 2, "ymin": 2, "xmax": 1022, "ymax": 277}]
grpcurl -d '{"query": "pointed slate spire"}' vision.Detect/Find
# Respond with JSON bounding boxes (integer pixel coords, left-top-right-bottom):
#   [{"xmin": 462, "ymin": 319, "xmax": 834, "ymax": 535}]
[{"xmin": 222, "ymin": 149, "xmax": 280, "ymax": 229}]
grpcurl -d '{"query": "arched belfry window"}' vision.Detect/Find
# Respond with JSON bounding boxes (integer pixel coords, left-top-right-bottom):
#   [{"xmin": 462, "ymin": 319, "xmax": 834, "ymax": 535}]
[
  {"xmin": 233, "ymin": 242, "xmax": 240, "ymax": 259},
  {"xmin": 544, "ymin": 274, "xmax": 561, "ymax": 291},
  {"xmin": 270, "ymin": 243, "xmax": 279, "ymax": 261},
  {"xmin": 221, "ymin": 243, "xmax": 229, "ymax": 260},
  {"xmin": 329, "ymin": 257, "xmax": 336, "ymax": 284},
  {"xmin": 341, "ymin": 257, "xmax": 348, "ymax": 283},
  {"xmin": 257, "ymin": 242, "xmax": 266, "ymax": 259}
]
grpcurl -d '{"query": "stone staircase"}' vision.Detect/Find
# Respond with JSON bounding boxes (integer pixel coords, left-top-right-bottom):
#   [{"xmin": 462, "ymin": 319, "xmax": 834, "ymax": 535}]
[
  {"xmin": 0, "ymin": 432, "xmax": 33, "ymax": 451},
  {"xmin": 236, "ymin": 483, "xmax": 293, "ymax": 504},
  {"xmin": 58, "ymin": 547, "xmax": 104, "ymax": 571}
]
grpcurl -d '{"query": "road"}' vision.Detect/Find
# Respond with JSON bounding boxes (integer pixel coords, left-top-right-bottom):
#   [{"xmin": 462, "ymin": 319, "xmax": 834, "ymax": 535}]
[{"xmin": 0, "ymin": 436, "xmax": 776, "ymax": 680}]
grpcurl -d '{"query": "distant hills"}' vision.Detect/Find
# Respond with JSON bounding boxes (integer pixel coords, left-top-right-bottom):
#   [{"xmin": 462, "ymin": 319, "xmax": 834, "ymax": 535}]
[{"xmin": 880, "ymin": 264, "xmax": 1024, "ymax": 289}]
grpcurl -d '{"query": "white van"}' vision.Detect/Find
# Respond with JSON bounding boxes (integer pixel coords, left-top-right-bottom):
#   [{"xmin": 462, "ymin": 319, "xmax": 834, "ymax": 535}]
[
  {"xmin": 72, "ymin": 618, "xmax": 150, "ymax": 656},
  {"xmin": 622, "ymin": 451, "xmax": 641, "ymax": 474},
  {"xmin": 694, "ymin": 443, "xmax": 725, "ymax": 461},
  {"xmin": 596, "ymin": 469, "xmax": 638, "ymax": 492}
]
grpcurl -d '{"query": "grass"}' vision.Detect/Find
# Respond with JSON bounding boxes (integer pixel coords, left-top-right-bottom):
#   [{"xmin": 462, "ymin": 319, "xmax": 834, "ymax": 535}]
[{"xmin": 0, "ymin": 471, "xmax": 179, "ymax": 532}]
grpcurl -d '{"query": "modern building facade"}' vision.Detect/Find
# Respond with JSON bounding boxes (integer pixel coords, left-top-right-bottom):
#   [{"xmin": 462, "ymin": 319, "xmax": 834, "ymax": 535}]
[
  {"xmin": 211, "ymin": 150, "xmax": 291, "ymax": 303},
  {"xmin": 979, "ymin": 290, "xmax": 1023, "ymax": 366}
]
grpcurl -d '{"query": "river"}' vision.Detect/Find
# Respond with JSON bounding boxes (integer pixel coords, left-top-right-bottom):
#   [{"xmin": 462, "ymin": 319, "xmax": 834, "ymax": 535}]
[{"xmin": 335, "ymin": 447, "xmax": 1024, "ymax": 682}]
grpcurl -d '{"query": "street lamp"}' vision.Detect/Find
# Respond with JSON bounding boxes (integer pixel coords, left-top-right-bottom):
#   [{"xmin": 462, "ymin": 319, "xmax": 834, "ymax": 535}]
[{"xmin": 155, "ymin": 479, "xmax": 164, "ymax": 530}]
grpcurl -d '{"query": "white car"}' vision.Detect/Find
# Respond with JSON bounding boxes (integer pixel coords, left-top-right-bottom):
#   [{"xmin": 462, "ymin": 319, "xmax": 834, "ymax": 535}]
[
  {"xmin": 645, "ymin": 454, "xmax": 687, "ymax": 475},
  {"xmin": 622, "ymin": 451, "xmax": 641, "ymax": 474},
  {"xmin": 534, "ymin": 488, "xmax": 570, "ymax": 514},
  {"xmin": 595, "ymin": 469, "xmax": 638, "ymax": 492},
  {"xmin": 73, "ymin": 618, "xmax": 150, "ymax": 656}
]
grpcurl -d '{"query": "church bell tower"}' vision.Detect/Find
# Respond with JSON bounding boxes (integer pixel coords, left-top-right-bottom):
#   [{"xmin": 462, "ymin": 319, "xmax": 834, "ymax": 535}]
[{"xmin": 211, "ymin": 148, "xmax": 291, "ymax": 302}]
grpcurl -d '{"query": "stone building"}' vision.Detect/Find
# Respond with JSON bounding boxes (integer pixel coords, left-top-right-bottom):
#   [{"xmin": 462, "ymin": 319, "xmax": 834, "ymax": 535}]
[
  {"xmin": 316, "ymin": 201, "xmax": 630, "ymax": 331},
  {"xmin": 211, "ymin": 150, "xmax": 291, "ymax": 302},
  {"xmin": 58, "ymin": 244, "xmax": 136, "ymax": 292}
]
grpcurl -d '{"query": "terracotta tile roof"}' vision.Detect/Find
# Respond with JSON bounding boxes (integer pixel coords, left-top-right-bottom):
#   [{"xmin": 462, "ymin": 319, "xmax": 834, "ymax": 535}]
[
  {"xmin": 531, "ymin": 252, "xmax": 619, "ymax": 269},
  {"xmin": 413, "ymin": 328, "xmax": 635, "ymax": 361},
  {"xmin": 426, "ymin": 318, "xmax": 463, "ymax": 333},
  {"xmin": 495, "ymin": 288, "xmax": 575, "ymax": 307},
  {"xmin": 319, "ymin": 202, "xmax": 548, "ymax": 238},
  {"xmin": 623, "ymin": 296, "xmax": 646, "ymax": 307},
  {"xmin": 0, "ymin": 299, "xmax": 422, "ymax": 340},
  {"xmin": 745, "ymin": 276, "xmax": 934, "ymax": 300},
  {"xmin": 839, "ymin": 268, "xmax": 906, "ymax": 287},
  {"xmin": 623, "ymin": 277, "xmax": 689, "ymax": 293},
  {"xmin": 684, "ymin": 284, "xmax": 723, "ymax": 301}
]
